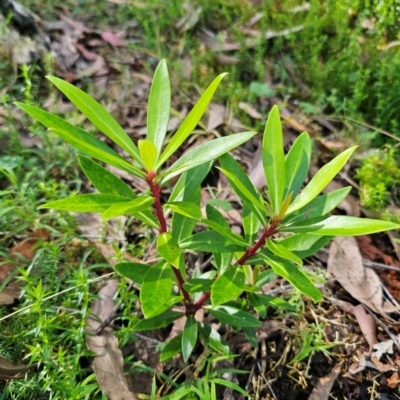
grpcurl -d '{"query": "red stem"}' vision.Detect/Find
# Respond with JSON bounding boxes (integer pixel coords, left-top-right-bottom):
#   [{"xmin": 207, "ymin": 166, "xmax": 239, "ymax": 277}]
[
  {"xmin": 174, "ymin": 267, "xmax": 192, "ymax": 304},
  {"xmin": 194, "ymin": 222, "xmax": 278, "ymax": 311},
  {"xmin": 146, "ymin": 172, "xmax": 167, "ymax": 233}
]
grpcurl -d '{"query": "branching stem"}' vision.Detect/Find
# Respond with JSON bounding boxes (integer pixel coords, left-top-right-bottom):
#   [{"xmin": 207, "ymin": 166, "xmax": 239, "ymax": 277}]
[{"xmin": 146, "ymin": 172, "xmax": 167, "ymax": 233}]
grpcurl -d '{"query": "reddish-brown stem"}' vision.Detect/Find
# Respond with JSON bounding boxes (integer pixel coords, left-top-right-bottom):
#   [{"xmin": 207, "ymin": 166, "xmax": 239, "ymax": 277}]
[
  {"xmin": 194, "ymin": 222, "xmax": 279, "ymax": 311},
  {"xmin": 146, "ymin": 172, "xmax": 167, "ymax": 233},
  {"xmin": 173, "ymin": 267, "xmax": 192, "ymax": 304},
  {"xmin": 237, "ymin": 222, "xmax": 278, "ymax": 265}
]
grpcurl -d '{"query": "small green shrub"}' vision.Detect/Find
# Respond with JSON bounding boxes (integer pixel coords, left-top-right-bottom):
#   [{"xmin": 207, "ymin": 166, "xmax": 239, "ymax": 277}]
[{"xmin": 16, "ymin": 60, "xmax": 398, "ymax": 364}]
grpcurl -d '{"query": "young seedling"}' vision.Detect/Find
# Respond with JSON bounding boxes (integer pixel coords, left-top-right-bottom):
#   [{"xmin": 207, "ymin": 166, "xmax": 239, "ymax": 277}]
[{"xmin": 16, "ymin": 60, "xmax": 399, "ymax": 362}]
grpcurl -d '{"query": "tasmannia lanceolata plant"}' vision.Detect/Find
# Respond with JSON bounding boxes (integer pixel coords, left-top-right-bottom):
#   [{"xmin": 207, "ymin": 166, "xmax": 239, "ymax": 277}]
[{"xmin": 16, "ymin": 60, "xmax": 399, "ymax": 362}]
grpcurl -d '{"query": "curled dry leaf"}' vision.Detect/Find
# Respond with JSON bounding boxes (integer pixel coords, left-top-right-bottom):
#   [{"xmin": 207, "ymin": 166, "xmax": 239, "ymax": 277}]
[
  {"xmin": 372, "ymin": 339, "xmax": 394, "ymax": 361},
  {"xmin": 328, "ymin": 237, "xmax": 399, "ymax": 317},
  {"xmin": 86, "ymin": 278, "xmax": 139, "ymax": 400},
  {"xmin": 307, "ymin": 364, "xmax": 341, "ymax": 400},
  {"xmin": 353, "ymin": 304, "xmax": 376, "ymax": 353},
  {"xmin": 207, "ymin": 103, "xmax": 226, "ymax": 131}
]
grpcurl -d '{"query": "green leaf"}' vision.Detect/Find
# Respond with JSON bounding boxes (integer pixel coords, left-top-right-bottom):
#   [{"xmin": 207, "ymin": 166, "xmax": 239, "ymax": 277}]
[
  {"xmin": 279, "ymin": 234, "xmax": 333, "ymax": 259},
  {"xmin": 133, "ymin": 311, "xmax": 183, "ymax": 331},
  {"xmin": 262, "ymin": 105, "xmax": 286, "ymax": 214},
  {"xmin": 242, "ymin": 204, "xmax": 261, "ymax": 246},
  {"xmin": 258, "ymin": 253, "xmax": 322, "ymax": 302},
  {"xmin": 46, "ymin": 76, "xmax": 142, "ymax": 164},
  {"xmin": 182, "ymin": 316, "xmax": 198, "ymax": 362},
  {"xmin": 179, "ymin": 231, "xmax": 246, "ymax": 253},
  {"xmin": 39, "ymin": 194, "xmax": 131, "ymax": 212},
  {"xmin": 219, "ymin": 153, "xmax": 267, "ymax": 225},
  {"xmin": 101, "ymin": 196, "xmax": 153, "ymax": 221},
  {"xmin": 287, "ymin": 146, "xmax": 357, "ymax": 214},
  {"xmin": 242, "ymin": 327, "xmax": 258, "ymax": 347},
  {"xmin": 147, "ymin": 59, "xmax": 170, "ymax": 157},
  {"xmin": 78, "ymin": 155, "xmax": 136, "ymax": 198},
  {"xmin": 78, "ymin": 156, "xmax": 158, "ymax": 228},
  {"xmin": 157, "ymin": 233, "xmax": 182, "ymax": 268},
  {"xmin": 157, "ymin": 73, "xmax": 228, "ymax": 169},
  {"xmin": 249, "ymin": 293, "xmax": 295, "ymax": 313},
  {"xmin": 218, "ymin": 167, "xmax": 267, "ymax": 224},
  {"xmin": 206, "ymin": 203, "xmax": 230, "ymax": 229},
  {"xmin": 160, "ymin": 334, "xmax": 182, "ymax": 362},
  {"xmin": 266, "ymin": 239, "xmax": 303, "ymax": 266},
  {"xmin": 213, "ymin": 253, "xmax": 233, "ymax": 275},
  {"xmin": 211, "ymin": 379, "xmax": 251, "ymax": 398},
  {"xmin": 183, "ymin": 278, "xmax": 214, "ymax": 293},
  {"xmin": 140, "ymin": 261, "xmax": 172, "ymax": 318},
  {"xmin": 206, "ymin": 305, "xmax": 261, "ymax": 328},
  {"xmin": 281, "ymin": 215, "xmax": 399, "ymax": 236},
  {"xmin": 15, "ymin": 103, "xmax": 145, "ymax": 178},
  {"xmin": 166, "ymin": 201, "xmax": 202, "ymax": 220},
  {"xmin": 248, "ymin": 292, "xmax": 267, "ymax": 318},
  {"xmin": 161, "ymin": 131, "xmax": 256, "ymax": 184},
  {"xmin": 169, "ymin": 161, "xmax": 212, "ymax": 203},
  {"xmin": 211, "ymin": 267, "xmax": 245, "ymax": 306},
  {"xmin": 254, "ymin": 269, "xmax": 276, "ymax": 287},
  {"xmin": 114, "ymin": 262, "xmax": 149, "ymax": 284},
  {"xmin": 285, "ymin": 187, "xmax": 352, "ymax": 224},
  {"xmin": 138, "ymin": 139, "xmax": 158, "ymax": 172},
  {"xmin": 284, "ymin": 132, "xmax": 312, "ymax": 199},
  {"xmin": 170, "ymin": 162, "xmax": 211, "ymax": 242},
  {"xmin": 202, "ymin": 219, "xmax": 248, "ymax": 248},
  {"xmin": 198, "ymin": 323, "xmax": 230, "ymax": 354}
]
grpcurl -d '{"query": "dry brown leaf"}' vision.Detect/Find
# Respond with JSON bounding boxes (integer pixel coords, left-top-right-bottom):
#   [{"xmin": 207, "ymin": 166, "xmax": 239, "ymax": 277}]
[
  {"xmin": 238, "ymin": 102, "xmax": 262, "ymax": 119},
  {"xmin": 307, "ymin": 364, "xmax": 341, "ymax": 400},
  {"xmin": 86, "ymin": 279, "xmax": 138, "ymax": 400},
  {"xmin": 207, "ymin": 103, "xmax": 226, "ymax": 131},
  {"xmin": 0, "ymin": 355, "xmax": 30, "ymax": 377},
  {"xmin": 327, "ymin": 237, "xmax": 399, "ymax": 317},
  {"xmin": 214, "ymin": 54, "xmax": 240, "ymax": 66},
  {"xmin": 353, "ymin": 304, "xmax": 376, "ymax": 352},
  {"xmin": 372, "ymin": 339, "xmax": 394, "ymax": 361},
  {"xmin": 175, "ymin": 3, "xmax": 202, "ymax": 32},
  {"xmin": 387, "ymin": 372, "xmax": 400, "ymax": 389},
  {"xmin": 100, "ymin": 31, "xmax": 124, "ymax": 47}
]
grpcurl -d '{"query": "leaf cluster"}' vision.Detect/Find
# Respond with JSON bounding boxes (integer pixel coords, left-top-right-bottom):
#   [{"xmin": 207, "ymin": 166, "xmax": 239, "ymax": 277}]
[{"xmin": 16, "ymin": 60, "xmax": 399, "ymax": 363}]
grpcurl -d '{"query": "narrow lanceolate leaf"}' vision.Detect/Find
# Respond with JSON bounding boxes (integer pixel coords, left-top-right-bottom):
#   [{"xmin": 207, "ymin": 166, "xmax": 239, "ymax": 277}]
[
  {"xmin": 78, "ymin": 155, "xmax": 136, "ymax": 198},
  {"xmin": 161, "ymin": 131, "xmax": 257, "ymax": 184},
  {"xmin": 133, "ymin": 311, "xmax": 183, "ymax": 331},
  {"xmin": 114, "ymin": 262, "xmax": 149, "ymax": 284},
  {"xmin": 157, "ymin": 73, "xmax": 228, "ymax": 169},
  {"xmin": 202, "ymin": 219, "xmax": 249, "ymax": 247},
  {"xmin": 169, "ymin": 161, "xmax": 212, "ymax": 203},
  {"xmin": 147, "ymin": 59, "xmax": 170, "ymax": 156},
  {"xmin": 138, "ymin": 139, "xmax": 158, "ymax": 172},
  {"xmin": 218, "ymin": 167, "xmax": 267, "ymax": 225},
  {"xmin": 262, "ymin": 105, "xmax": 286, "ymax": 214},
  {"xmin": 101, "ymin": 196, "xmax": 153, "ymax": 221},
  {"xmin": 15, "ymin": 103, "xmax": 145, "ymax": 178},
  {"xmin": 211, "ymin": 267, "xmax": 245, "ymax": 306},
  {"xmin": 258, "ymin": 253, "xmax": 322, "ymax": 302},
  {"xmin": 279, "ymin": 234, "xmax": 333, "ymax": 259},
  {"xmin": 284, "ymin": 132, "xmax": 312, "ymax": 199},
  {"xmin": 160, "ymin": 334, "xmax": 182, "ymax": 362},
  {"xmin": 287, "ymin": 146, "xmax": 357, "ymax": 214},
  {"xmin": 157, "ymin": 233, "xmax": 181, "ymax": 268},
  {"xmin": 266, "ymin": 239, "xmax": 303, "ymax": 266},
  {"xmin": 205, "ymin": 305, "xmax": 261, "ymax": 328},
  {"xmin": 242, "ymin": 204, "xmax": 261, "ymax": 245},
  {"xmin": 39, "ymin": 194, "xmax": 131, "ymax": 212},
  {"xmin": 219, "ymin": 153, "xmax": 267, "ymax": 225},
  {"xmin": 165, "ymin": 201, "xmax": 202, "ymax": 221},
  {"xmin": 198, "ymin": 323, "xmax": 230, "ymax": 354},
  {"xmin": 284, "ymin": 187, "xmax": 351, "ymax": 224},
  {"xmin": 179, "ymin": 231, "xmax": 246, "ymax": 253},
  {"xmin": 78, "ymin": 156, "xmax": 158, "ymax": 228},
  {"xmin": 281, "ymin": 215, "xmax": 399, "ymax": 236},
  {"xmin": 140, "ymin": 261, "xmax": 172, "ymax": 318},
  {"xmin": 46, "ymin": 76, "xmax": 142, "ymax": 165},
  {"xmin": 182, "ymin": 316, "xmax": 198, "ymax": 362}
]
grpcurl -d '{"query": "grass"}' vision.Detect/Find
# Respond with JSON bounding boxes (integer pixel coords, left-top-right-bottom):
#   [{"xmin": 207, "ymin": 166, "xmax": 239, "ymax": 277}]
[{"xmin": 1, "ymin": 0, "xmax": 400, "ymax": 398}]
